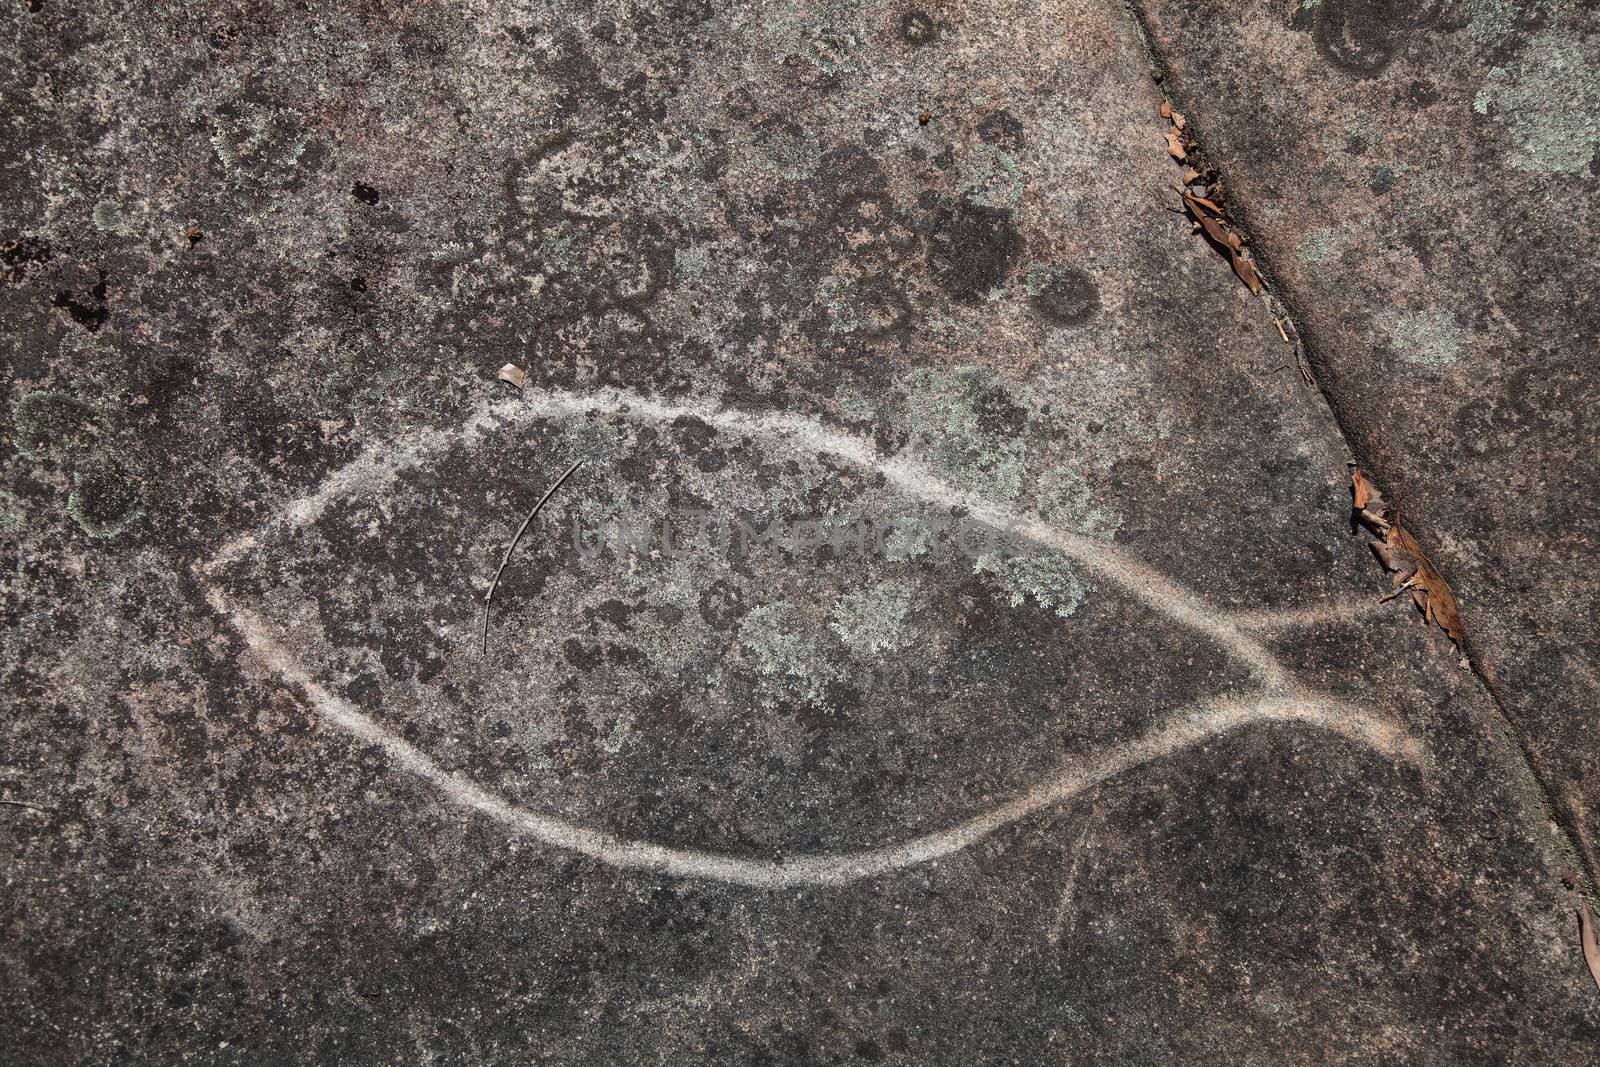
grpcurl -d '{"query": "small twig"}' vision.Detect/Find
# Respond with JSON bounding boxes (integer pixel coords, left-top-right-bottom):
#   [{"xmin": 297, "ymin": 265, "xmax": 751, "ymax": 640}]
[
  {"xmin": 481, "ymin": 458, "xmax": 585, "ymax": 654},
  {"xmin": 0, "ymin": 799, "xmax": 55, "ymax": 813}
]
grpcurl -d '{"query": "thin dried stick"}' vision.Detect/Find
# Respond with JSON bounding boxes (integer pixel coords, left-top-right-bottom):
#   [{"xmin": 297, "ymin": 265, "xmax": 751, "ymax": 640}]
[
  {"xmin": 0, "ymin": 799, "xmax": 54, "ymax": 813},
  {"xmin": 482, "ymin": 458, "xmax": 585, "ymax": 654}
]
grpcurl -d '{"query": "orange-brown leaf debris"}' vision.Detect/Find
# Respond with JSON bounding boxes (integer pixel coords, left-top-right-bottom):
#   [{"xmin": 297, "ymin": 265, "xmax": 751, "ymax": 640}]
[
  {"xmin": 1163, "ymin": 106, "xmax": 1262, "ymax": 295},
  {"xmin": 1581, "ymin": 903, "xmax": 1600, "ymax": 996},
  {"xmin": 1350, "ymin": 468, "xmax": 1466, "ymax": 657}
]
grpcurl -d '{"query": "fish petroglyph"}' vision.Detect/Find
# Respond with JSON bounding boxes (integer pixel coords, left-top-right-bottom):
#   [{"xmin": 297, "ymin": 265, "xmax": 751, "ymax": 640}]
[{"xmin": 199, "ymin": 387, "xmax": 1428, "ymax": 888}]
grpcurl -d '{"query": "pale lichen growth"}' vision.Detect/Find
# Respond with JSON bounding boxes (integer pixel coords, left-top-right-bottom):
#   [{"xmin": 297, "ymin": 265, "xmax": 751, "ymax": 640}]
[
  {"xmin": 1034, "ymin": 468, "xmax": 1121, "ymax": 539},
  {"xmin": 972, "ymin": 551, "xmax": 1086, "ymax": 618},
  {"xmin": 763, "ymin": 5, "xmax": 862, "ymax": 77},
  {"xmin": 210, "ymin": 105, "xmax": 312, "ymax": 188},
  {"xmin": 1382, "ymin": 307, "xmax": 1464, "ymax": 367},
  {"xmin": 1296, "ymin": 226, "xmax": 1339, "ymax": 265},
  {"xmin": 1474, "ymin": 29, "xmax": 1600, "ymax": 175},
  {"xmin": 755, "ymin": 124, "xmax": 822, "ymax": 180},
  {"xmin": 737, "ymin": 602, "xmax": 843, "ymax": 708},
  {"xmin": 830, "ymin": 580, "xmax": 916, "ymax": 656},
  {"xmin": 91, "ymin": 200, "xmax": 126, "ymax": 234},
  {"xmin": 958, "ymin": 144, "xmax": 1025, "ymax": 210}
]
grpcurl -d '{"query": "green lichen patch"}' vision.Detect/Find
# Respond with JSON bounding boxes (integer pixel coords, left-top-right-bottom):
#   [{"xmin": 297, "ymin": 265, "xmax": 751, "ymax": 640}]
[
  {"xmin": 1296, "ymin": 226, "xmax": 1339, "ymax": 265},
  {"xmin": 1033, "ymin": 468, "xmax": 1121, "ymax": 539},
  {"xmin": 766, "ymin": 8, "xmax": 863, "ymax": 77},
  {"xmin": 12, "ymin": 390, "xmax": 99, "ymax": 461},
  {"xmin": 211, "ymin": 105, "xmax": 313, "ymax": 188},
  {"xmin": 1474, "ymin": 29, "xmax": 1600, "ymax": 175},
  {"xmin": 972, "ymin": 551, "xmax": 1086, "ymax": 618},
  {"xmin": 736, "ymin": 602, "xmax": 843, "ymax": 709},
  {"xmin": 897, "ymin": 366, "xmax": 1032, "ymax": 504},
  {"xmin": 830, "ymin": 580, "xmax": 916, "ymax": 656},
  {"xmin": 0, "ymin": 490, "xmax": 23, "ymax": 536},
  {"xmin": 1382, "ymin": 307, "xmax": 1465, "ymax": 367},
  {"xmin": 755, "ymin": 123, "xmax": 822, "ymax": 181},
  {"xmin": 67, "ymin": 457, "xmax": 142, "ymax": 539},
  {"xmin": 91, "ymin": 200, "xmax": 127, "ymax": 235},
  {"xmin": 957, "ymin": 143, "xmax": 1025, "ymax": 210}
]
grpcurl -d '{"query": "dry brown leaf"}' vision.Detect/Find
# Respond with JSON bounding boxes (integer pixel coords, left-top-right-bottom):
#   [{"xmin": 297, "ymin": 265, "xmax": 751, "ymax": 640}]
[
  {"xmin": 1374, "ymin": 522, "xmax": 1465, "ymax": 652},
  {"xmin": 1181, "ymin": 167, "xmax": 1200, "ymax": 184},
  {"xmin": 1179, "ymin": 192, "xmax": 1264, "ymax": 294},
  {"xmin": 1160, "ymin": 100, "xmax": 1172, "ymax": 119},
  {"xmin": 1581, "ymin": 902, "xmax": 1600, "ymax": 996},
  {"xmin": 1350, "ymin": 468, "xmax": 1392, "ymax": 530},
  {"xmin": 1352, "ymin": 468, "xmax": 1465, "ymax": 656},
  {"xmin": 1165, "ymin": 129, "xmax": 1187, "ymax": 161},
  {"xmin": 1183, "ymin": 194, "xmax": 1229, "ymax": 243},
  {"xmin": 1186, "ymin": 193, "xmax": 1225, "ymax": 216},
  {"xmin": 497, "ymin": 363, "xmax": 527, "ymax": 390},
  {"xmin": 1351, "ymin": 468, "xmax": 1383, "ymax": 514},
  {"xmin": 1171, "ymin": 112, "xmax": 1186, "ymax": 131},
  {"xmin": 1229, "ymin": 253, "xmax": 1262, "ymax": 294}
]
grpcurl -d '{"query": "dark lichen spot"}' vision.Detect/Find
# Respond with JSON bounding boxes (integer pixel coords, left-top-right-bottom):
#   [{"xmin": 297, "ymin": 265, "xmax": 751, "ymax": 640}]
[
  {"xmin": 52, "ymin": 269, "xmax": 109, "ymax": 331},
  {"xmin": 348, "ymin": 276, "xmax": 368, "ymax": 293},
  {"xmin": 925, "ymin": 201, "xmax": 1022, "ymax": 302},
  {"xmin": 976, "ymin": 109, "xmax": 1027, "ymax": 151},
  {"xmin": 67, "ymin": 458, "xmax": 140, "ymax": 538},
  {"xmin": 12, "ymin": 389, "xmax": 98, "ymax": 460},
  {"xmin": 698, "ymin": 579, "xmax": 746, "ymax": 630},
  {"xmin": 351, "ymin": 181, "xmax": 381, "ymax": 205},
  {"xmin": 1312, "ymin": 0, "xmax": 1438, "ymax": 77},
  {"xmin": 2, "ymin": 236, "xmax": 52, "ymax": 284},
  {"xmin": 898, "ymin": 10, "xmax": 940, "ymax": 46},
  {"xmin": 1025, "ymin": 263, "xmax": 1100, "ymax": 325},
  {"xmin": 1407, "ymin": 80, "xmax": 1440, "ymax": 107}
]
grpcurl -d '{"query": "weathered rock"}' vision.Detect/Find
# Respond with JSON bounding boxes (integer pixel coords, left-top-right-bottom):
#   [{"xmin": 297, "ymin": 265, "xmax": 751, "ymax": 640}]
[
  {"xmin": 2, "ymin": 1, "xmax": 1596, "ymax": 1062},
  {"xmin": 1135, "ymin": 0, "xmax": 1600, "ymax": 896}
]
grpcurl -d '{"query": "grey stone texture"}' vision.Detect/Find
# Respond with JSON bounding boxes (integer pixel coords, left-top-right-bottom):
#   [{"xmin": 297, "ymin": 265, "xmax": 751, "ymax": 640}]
[{"xmin": 3, "ymin": 1, "xmax": 1597, "ymax": 1063}]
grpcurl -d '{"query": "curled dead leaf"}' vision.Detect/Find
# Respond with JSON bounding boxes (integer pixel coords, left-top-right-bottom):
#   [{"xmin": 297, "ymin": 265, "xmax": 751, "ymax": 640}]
[
  {"xmin": 1165, "ymin": 129, "xmax": 1187, "ymax": 161},
  {"xmin": 1581, "ymin": 902, "xmax": 1600, "ymax": 996},
  {"xmin": 1351, "ymin": 467, "xmax": 1390, "ymax": 528},
  {"xmin": 1230, "ymin": 253, "xmax": 1262, "ymax": 294},
  {"xmin": 1352, "ymin": 469, "xmax": 1465, "ymax": 654},
  {"xmin": 497, "ymin": 363, "xmax": 527, "ymax": 390}
]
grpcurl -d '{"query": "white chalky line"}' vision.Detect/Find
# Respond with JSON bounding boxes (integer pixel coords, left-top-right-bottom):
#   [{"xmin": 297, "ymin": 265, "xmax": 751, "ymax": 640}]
[
  {"xmin": 204, "ymin": 386, "xmax": 1289, "ymax": 686},
  {"xmin": 198, "ymin": 385, "xmax": 1431, "ymax": 888},
  {"xmin": 209, "ymin": 589, "xmax": 1425, "ymax": 890}
]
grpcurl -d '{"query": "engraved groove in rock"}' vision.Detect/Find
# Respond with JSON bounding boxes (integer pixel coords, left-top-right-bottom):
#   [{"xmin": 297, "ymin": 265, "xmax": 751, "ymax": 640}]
[{"xmin": 199, "ymin": 386, "xmax": 1428, "ymax": 886}]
